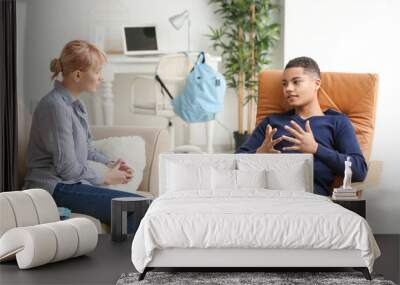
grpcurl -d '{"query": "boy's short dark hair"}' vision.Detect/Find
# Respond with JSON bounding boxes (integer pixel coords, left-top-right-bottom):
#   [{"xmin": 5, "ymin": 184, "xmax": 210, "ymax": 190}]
[{"xmin": 284, "ymin": 56, "xmax": 321, "ymax": 79}]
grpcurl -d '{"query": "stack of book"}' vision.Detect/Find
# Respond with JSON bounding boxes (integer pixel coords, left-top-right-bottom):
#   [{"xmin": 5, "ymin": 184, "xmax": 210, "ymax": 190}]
[{"xmin": 332, "ymin": 187, "xmax": 360, "ymax": 200}]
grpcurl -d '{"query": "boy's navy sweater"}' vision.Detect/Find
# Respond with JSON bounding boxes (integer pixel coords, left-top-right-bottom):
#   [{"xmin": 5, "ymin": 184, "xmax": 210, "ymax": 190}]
[{"xmin": 236, "ymin": 109, "xmax": 368, "ymax": 196}]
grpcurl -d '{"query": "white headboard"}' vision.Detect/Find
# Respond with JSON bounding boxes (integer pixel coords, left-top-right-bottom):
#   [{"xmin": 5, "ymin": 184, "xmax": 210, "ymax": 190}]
[{"xmin": 159, "ymin": 153, "xmax": 314, "ymax": 195}]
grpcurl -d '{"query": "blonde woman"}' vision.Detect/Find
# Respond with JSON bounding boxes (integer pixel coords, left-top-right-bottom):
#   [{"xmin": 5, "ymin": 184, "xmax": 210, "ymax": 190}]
[{"xmin": 25, "ymin": 40, "xmax": 142, "ymax": 231}]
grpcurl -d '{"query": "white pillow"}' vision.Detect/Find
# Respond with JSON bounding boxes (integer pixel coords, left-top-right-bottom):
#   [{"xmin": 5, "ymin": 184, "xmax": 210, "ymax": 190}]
[
  {"xmin": 211, "ymin": 169, "xmax": 267, "ymax": 190},
  {"xmin": 87, "ymin": 136, "xmax": 146, "ymax": 194},
  {"xmin": 212, "ymin": 168, "xmax": 236, "ymax": 190},
  {"xmin": 237, "ymin": 157, "xmax": 310, "ymax": 192},
  {"xmin": 166, "ymin": 162, "xmax": 212, "ymax": 192},
  {"xmin": 236, "ymin": 169, "xmax": 268, "ymax": 189},
  {"xmin": 266, "ymin": 163, "xmax": 307, "ymax": 191}
]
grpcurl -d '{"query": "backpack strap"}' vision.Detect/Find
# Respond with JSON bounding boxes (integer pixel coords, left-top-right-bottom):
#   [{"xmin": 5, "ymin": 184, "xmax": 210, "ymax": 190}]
[
  {"xmin": 185, "ymin": 51, "xmax": 205, "ymax": 73},
  {"xmin": 155, "ymin": 74, "xmax": 174, "ymax": 100},
  {"xmin": 196, "ymin": 51, "xmax": 206, "ymax": 64}
]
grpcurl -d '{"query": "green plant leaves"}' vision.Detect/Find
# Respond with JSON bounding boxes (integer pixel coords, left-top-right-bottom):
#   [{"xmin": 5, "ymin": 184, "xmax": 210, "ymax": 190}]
[
  {"xmin": 208, "ymin": 0, "xmax": 280, "ymax": 133},
  {"xmin": 207, "ymin": 0, "xmax": 280, "ymax": 99}
]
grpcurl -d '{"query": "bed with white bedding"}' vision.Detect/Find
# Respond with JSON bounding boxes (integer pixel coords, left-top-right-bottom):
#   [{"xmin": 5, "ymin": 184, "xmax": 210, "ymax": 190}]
[{"xmin": 131, "ymin": 154, "xmax": 380, "ymax": 280}]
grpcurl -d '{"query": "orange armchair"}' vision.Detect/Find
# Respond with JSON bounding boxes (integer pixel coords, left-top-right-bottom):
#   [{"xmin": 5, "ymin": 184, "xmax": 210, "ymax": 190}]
[{"xmin": 257, "ymin": 70, "xmax": 380, "ymax": 187}]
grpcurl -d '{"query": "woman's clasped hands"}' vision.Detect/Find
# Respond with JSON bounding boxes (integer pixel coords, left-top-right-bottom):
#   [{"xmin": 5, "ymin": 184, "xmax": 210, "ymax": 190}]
[{"xmin": 104, "ymin": 159, "xmax": 134, "ymax": 185}]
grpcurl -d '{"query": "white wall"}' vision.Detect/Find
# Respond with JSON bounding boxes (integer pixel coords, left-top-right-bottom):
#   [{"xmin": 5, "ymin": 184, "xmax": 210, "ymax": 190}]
[
  {"xmin": 285, "ymin": 0, "xmax": 400, "ymax": 234},
  {"xmin": 17, "ymin": 0, "xmax": 283, "ymax": 151}
]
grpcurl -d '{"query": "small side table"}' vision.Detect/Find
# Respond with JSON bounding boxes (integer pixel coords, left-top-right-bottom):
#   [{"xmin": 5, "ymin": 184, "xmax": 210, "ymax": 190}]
[
  {"xmin": 332, "ymin": 199, "xmax": 366, "ymax": 218},
  {"xmin": 111, "ymin": 197, "xmax": 152, "ymax": 242}
]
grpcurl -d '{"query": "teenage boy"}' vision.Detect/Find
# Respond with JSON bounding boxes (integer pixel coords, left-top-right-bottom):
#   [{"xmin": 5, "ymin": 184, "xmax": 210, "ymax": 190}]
[{"xmin": 236, "ymin": 57, "xmax": 367, "ymax": 196}]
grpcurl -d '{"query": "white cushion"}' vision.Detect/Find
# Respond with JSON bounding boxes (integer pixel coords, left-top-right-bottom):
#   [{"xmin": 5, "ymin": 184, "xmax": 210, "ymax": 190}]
[
  {"xmin": 42, "ymin": 221, "xmax": 79, "ymax": 262},
  {"xmin": 0, "ymin": 218, "xmax": 97, "ymax": 269},
  {"xmin": 211, "ymin": 169, "xmax": 268, "ymax": 191},
  {"xmin": 236, "ymin": 169, "xmax": 268, "ymax": 189},
  {"xmin": 212, "ymin": 168, "xmax": 236, "ymax": 190},
  {"xmin": 88, "ymin": 136, "xmax": 146, "ymax": 194},
  {"xmin": 159, "ymin": 154, "xmax": 313, "ymax": 195},
  {"xmin": 0, "ymin": 190, "xmax": 98, "ymax": 269},
  {"xmin": 159, "ymin": 155, "xmax": 236, "ymax": 195},
  {"xmin": 266, "ymin": 165, "xmax": 307, "ymax": 191},
  {"xmin": 0, "ymin": 190, "xmax": 59, "ymax": 237},
  {"xmin": 0, "ymin": 196, "xmax": 17, "ymax": 237},
  {"xmin": 64, "ymin": 218, "xmax": 98, "ymax": 257},
  {"xmin": 0, "ymin": 226, "xmax": 57, "ymax": 268},
  {"xmin": 237, "ymin": 155, "xmax": 311, "ymax": 192},
  {"xmin": 70, "ymin": 213, "xmax": 102, "ymax": 234},
  {"xmin": 0, "ymin": 192, "xmax": 39, "ymax": 227},
  {"xmin": 24, "ymin": 189, "xmax": 60, "ymax": 224},
  {"xmin": 166, "ymin": 162, "xmax": 212, "ymax": 192}
]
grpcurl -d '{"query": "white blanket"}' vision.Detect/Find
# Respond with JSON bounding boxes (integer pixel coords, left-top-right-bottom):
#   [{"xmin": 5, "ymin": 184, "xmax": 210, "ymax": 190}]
[{"xmin": 131, "ymin": 190, "xmax": 380, "ymax": 272}]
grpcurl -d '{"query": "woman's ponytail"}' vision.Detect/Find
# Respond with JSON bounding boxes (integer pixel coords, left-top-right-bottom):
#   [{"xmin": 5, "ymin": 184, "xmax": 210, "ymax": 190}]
[{"xmin": 50, "ymin": 58, "xmax": 62, "ymax": 80}]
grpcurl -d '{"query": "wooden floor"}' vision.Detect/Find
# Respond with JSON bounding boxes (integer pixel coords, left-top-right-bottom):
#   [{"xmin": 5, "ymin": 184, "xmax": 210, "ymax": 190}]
[{"xmin": 0, "ymin": 235, "xmax": 398, "ymax": 285}]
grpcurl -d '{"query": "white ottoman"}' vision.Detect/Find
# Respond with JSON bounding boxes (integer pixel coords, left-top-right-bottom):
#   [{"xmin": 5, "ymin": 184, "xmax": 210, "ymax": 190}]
[{"xmin": 0, "ymin": 189, "xmax": 98, "ymax": 269}]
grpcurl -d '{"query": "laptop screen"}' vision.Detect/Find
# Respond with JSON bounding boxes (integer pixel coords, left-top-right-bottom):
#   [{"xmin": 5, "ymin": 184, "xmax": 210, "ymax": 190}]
[{"xmin": 124, "ymin": 26, "xmax": 158, "ymax": 52}]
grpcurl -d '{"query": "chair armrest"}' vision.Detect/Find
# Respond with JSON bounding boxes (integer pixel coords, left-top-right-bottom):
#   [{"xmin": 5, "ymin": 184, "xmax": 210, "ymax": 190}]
[
  {"xmin": 90, "ymin": 126, "xmax": 170, "ymax": 197},
  {"xmin": 351, "ymin": 160, "xmax": 383, "ymax": 190}
]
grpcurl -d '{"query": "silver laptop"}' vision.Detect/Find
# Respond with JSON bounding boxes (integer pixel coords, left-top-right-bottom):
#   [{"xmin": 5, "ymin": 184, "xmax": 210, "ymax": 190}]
[{"xmin": 122, "ymin": 25, "xmax": 164, "ymax": 56}]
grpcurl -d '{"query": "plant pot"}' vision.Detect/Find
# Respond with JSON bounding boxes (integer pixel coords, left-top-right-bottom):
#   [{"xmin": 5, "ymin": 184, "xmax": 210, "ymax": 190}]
[{"xmin": 233, "ymin": 131, "xmax": 250, "ymax": 152}]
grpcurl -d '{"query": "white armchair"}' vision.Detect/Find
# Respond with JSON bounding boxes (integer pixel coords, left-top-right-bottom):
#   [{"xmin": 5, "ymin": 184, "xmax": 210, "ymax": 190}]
[
  {"xmin": 0, "ymin": 189, "xmax": 98, "ymax": 269},
  {"xmin": 16, "ymin": 125, "xmax": 169, "ymax": 234}
]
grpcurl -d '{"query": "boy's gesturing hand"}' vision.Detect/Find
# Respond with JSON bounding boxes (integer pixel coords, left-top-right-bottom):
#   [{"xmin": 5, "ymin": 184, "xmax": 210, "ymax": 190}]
[
  {"xmin": 282, "ymin": 120, "xmax": 318, "ymax": 154},
  {"xmin": 256, "ymin": 124, "xmax": 284, "ymax": 153}
]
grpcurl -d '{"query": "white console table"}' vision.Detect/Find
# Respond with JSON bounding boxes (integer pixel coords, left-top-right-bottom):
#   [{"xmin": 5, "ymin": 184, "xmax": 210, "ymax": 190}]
[{"xmin": 97, "ymin": 53, "xmax": 222, "ymax": 153}]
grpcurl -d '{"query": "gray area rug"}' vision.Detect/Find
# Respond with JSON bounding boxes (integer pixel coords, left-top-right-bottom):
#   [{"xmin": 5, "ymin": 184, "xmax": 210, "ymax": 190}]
[{"xmin": 116, "ymin": 271, "xmax": 396, "ymax": 285}]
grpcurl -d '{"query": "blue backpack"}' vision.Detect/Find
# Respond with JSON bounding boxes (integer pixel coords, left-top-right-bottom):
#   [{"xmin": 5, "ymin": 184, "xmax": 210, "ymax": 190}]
[{"xmin": 155, "ymin": 52, "xmax": 226, "ymax": 123}]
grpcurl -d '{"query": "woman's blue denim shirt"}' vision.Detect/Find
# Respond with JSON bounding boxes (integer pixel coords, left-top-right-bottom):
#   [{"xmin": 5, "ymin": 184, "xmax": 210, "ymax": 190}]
[{"xmin": 24, "ymin": 80, "xmax": 110, "ymax": 194}]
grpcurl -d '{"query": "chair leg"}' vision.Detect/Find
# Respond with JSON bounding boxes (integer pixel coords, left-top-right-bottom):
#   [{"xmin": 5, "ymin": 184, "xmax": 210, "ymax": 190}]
[{"xmin": 354, "ymin": 267, "xmax": 372, "ymax": 280}]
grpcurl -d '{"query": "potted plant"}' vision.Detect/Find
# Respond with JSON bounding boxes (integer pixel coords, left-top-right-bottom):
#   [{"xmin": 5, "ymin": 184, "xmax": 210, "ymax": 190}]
[{"xmin": 208, "ymin": 0, "xmax": 280, "ymax": 149}]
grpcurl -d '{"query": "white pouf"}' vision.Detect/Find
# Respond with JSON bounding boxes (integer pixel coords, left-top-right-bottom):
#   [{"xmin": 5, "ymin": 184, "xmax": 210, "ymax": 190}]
[{"xmin": 0, "ymin": 189, "xmax": 98, "ymax": 269}]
